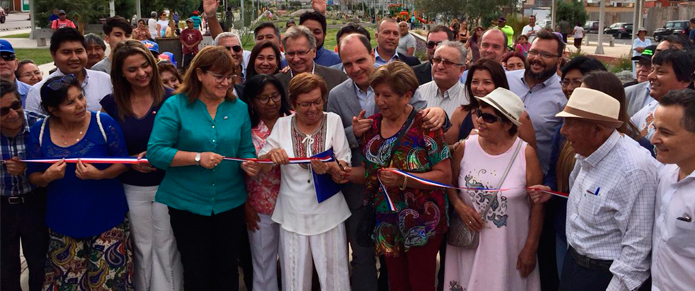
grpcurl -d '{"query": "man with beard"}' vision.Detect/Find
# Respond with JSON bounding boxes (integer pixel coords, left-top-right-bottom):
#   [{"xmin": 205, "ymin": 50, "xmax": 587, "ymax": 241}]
[
  {"xmin": 631, "ymin": 49, "xmax": 694, "ymax": 141},
  {"xmin": 412, "ymin": 25, "xmax": 454, "ymax": 85},
  {"xmin": 508, "ymin": 29, "xmax": 567, "ymax": 175},
  {"xmin": 374, "ymin": 19, "xmax": 420, "ymax": 67},
  {"xmin": 327, "ymin": 34, "xmax": 447, "ymax": 291},
  {"xmin": 25, "ymin": 28, "xmax": 112, "ymax": 114},
  {"xmin": 300, "ymin": 11, "xmax": 341, "ymax": 67}
]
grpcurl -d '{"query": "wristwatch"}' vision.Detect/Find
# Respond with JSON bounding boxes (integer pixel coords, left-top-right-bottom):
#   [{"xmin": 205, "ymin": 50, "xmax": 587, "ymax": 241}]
[{"xmin": 194, "ymin": 152, "xmax": 201, "ymax": 166}]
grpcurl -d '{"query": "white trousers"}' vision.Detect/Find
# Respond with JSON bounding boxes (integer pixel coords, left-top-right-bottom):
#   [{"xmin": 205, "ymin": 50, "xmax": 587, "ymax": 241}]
[
  {"xmin": 248, "ymin": 214, "xmax": 280, "ymax": 291},
  {"xmin": 279, "ymin": 223, "xmax": 350, "ymax": 291},
  {"xmin": 123, "ymin": 184, "xmax": 183, "ymax": 291}
]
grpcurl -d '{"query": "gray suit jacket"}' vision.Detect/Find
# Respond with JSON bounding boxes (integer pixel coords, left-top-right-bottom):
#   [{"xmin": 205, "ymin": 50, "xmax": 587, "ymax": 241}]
[
  {"xmin": 326, "ymin": 79, "xmax": 427, "ymax": 209},
  {"xmin": 625, "ymin": 82, "xmax": 654, "ymax": 117},
  {"xmin": 275, "ymin": 64, "xmax": 348, "ymax": 104}
]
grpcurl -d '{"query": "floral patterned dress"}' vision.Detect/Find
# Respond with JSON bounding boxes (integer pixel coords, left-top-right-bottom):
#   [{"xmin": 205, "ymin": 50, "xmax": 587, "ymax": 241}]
[
  {"xmin": 245, "ymin": 120, "xmax": 281, "ymax": 215},
  {"xmin": 362, "ymin": 111, "xmax": 451, "ymax": 257}
]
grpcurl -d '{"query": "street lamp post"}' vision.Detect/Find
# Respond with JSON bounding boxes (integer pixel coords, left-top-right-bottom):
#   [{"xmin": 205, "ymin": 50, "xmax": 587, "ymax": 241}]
[{"xmin": 595, "ymin": 0, "xmax": 606, "ymax": 54}]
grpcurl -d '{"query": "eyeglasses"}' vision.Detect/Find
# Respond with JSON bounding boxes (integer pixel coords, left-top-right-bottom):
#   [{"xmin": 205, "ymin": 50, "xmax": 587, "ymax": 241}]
[
  {"xmin": 206, "ymin": 72, "xmax": 236, "ymax": 83},
  {"xmin": 225, "ymin": 45, "xmax": 242, "ymax": 53},
  {"xmin": 47, "ymin": 74, "xmax": 76, "ymax": 91},
  {"xmin": 475, "ymin": 108, "xmax": 502, "ymax": 124},
  {"xmin": 528, "ymin": 50, "xmax": 560, "ymax": 59},
  {"xmin": 286, "ymin": 49, "xmax": 311, "ymax": 58},
  {"xmin": 432, "ymin": 57, "xmax": 464, "ymax": 68},
  {"xmin": 426, "ymin": 41, "xmax": 442, "ymax": 49},
  {"xmin": 0, "ymin": 100, "xmax": 22, "ymax": 116},
  {"xmin": 256, "ymin": 92, "xmax": 282, "ymax": 104},
  {"xmin": 1, "ymin": 53, "xmax": 16, "ymax": 61},
  {"xmin": 296, "ymin": 98, "xmax": 324, "ymax": 109},
  {"xmin": 560, "ymin": 79, "xmax": 582, "ymax": 88}
]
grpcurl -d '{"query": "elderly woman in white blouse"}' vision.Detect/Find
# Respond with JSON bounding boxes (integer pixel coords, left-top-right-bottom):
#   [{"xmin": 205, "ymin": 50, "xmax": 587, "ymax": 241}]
[{"xmin": 251, "ymin": 72, "xmax": 351, "ymax": 290}]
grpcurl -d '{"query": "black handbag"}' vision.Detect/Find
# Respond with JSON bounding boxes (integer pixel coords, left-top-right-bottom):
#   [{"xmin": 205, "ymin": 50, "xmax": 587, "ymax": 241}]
[{"xmin": 356, "ymin": 109, "xmax": 417, "ymax": 248}]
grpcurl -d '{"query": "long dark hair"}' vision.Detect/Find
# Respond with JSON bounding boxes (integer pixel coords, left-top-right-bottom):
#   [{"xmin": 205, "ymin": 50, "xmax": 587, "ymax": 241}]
[
  {"xmin": 464, "ymin": 58, "xmax": 509, "ymax": 110},
  {"xmin": 110, "ymin": 40, "xmax": 164, "ymax": 120},
  {"xmin": 246, "ymin": 41, "xmax": 282, "ymax": 80},
  {"xmin": 241, "ymin": 74, "xmax": 292, "ymax": 128}
]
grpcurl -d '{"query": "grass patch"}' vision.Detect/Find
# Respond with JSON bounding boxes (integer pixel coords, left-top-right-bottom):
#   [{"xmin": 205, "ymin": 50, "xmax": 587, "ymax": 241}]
[
  {"xmin": 3, "ymin": 32, "xmax": 31, "ymax": 38},
  {"xmin": 14, "ymin": 49, "xmax": 53, "ymax": 65}
]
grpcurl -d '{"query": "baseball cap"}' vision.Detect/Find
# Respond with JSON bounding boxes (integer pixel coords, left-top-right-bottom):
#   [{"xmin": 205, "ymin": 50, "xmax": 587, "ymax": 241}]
[
  {"xmin": 58, "ymin": 10, "xmax": 66, "ymax": 15},
  {"xmin": 0, "ymin": 39, "xmax": 15, "ymax": 54},
  {"xmin": 631, "ymin": 45, "xmax": 656, "ymax": 62},
  {"xmin": 186, "ymin": 18, "xmax": 193, "ymax": 23},
  {"xmin": 498, "ymin": 17, "xmax": 506, "ymax": 21}
]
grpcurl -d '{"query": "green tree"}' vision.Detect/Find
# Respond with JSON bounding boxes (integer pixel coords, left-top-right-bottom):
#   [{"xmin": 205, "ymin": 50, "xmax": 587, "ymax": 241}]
[
  {"xmin": 556, "ymin": 0, "xmax": 588, "ymax": 28},
  {"xmin": 35, "ymin": 0, "xmax": 135, "ymax": 28}
]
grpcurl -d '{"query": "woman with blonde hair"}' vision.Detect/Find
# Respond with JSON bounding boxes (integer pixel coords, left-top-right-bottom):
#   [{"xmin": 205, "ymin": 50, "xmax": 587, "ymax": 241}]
[
  {"xmin": 147, "ymin": 46, "xmax": 258, "ymax": 290},
  {"xmin": 100, "ymin": 39, "xmax": 183, "ymax": 291}
]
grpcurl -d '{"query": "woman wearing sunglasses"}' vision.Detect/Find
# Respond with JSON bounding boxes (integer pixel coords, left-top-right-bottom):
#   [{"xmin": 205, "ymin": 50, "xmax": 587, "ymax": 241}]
[
  {"xmin": 99, "ymin": 40, "xmax": 182, "ymax": 291},
  {"xmin": 444, "ymin": 87, "xmax": 543, "ymax": 291},
  {"xmin": 445, "ymin": 59, "xmax": 536, "ymax": 147},
  {"xmin": 246, "ymin": 41, "xmax": 282, "ymax": 80},
  {"xmin": 26, "ymin": 74, "xmax": 133, "ymax": 290},
  {"xmin": 238, "ymin": 74, "xmax": 291, "ymax": 290},
  {"xmin": 147, "ymin": 46, "xmax": 258, "ymax": 290}
]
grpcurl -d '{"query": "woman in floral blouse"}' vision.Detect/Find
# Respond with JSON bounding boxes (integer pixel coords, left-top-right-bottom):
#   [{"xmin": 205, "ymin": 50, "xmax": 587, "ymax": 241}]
[
  {"xmin": 346, "ymin": 61, "xmax": 452, "ymax": 291},
  {"xmin": 240, "ymin": 74, "xmax": 291, "ymax": 291}
]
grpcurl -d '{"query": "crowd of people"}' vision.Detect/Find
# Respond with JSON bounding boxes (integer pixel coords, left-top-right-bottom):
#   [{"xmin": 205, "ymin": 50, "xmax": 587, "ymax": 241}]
[{"xmin": 2, "ymin": 2, "xmax": 695, "ymax": 291}]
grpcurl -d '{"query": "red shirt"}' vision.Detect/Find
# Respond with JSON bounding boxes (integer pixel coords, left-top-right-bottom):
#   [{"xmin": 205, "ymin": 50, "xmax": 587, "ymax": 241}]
[
  {"xmin": 52, "ymin": 19, "xmax": 76, "ymax": 29},
  {"xmin": 179, "ymin": 28, "xmax": 202, "ymax": 55}
]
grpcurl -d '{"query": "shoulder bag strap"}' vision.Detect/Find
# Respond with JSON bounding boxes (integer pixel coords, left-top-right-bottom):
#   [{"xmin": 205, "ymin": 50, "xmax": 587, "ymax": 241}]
[
  {"xmin": 96, "ymin": 111, "xmax": 107, "ymax": 143},
  {"xmin": 39, "ymin": 116, "xmax": 49, "ymax": 147},
  {"xmin": 479, "ymin": 139, "xmax": 523, "ymax": 219}
]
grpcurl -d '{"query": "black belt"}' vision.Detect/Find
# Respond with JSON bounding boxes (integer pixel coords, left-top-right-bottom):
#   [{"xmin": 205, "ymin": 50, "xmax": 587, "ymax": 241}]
[
  {"xmin": 569, "ymin": 246, "xmax": 613, "ymax": 272},
  {"xmin": 1, "ymin": 189, "xmax": 42, "ymax": 205}
]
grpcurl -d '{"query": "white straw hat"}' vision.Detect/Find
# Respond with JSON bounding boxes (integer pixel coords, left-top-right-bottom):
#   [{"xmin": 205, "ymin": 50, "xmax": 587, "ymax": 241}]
[
  {"xmin": 555, "ymin": 87, "xmax": 623, "ymax": 127},
  {"xmin": 474, "ymin": 87, "xmax": 525, "ymax": 126}
]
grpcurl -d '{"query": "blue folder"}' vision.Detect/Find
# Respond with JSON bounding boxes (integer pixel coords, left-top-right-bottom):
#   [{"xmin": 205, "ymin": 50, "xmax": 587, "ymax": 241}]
[{"xmin": 311, "ymin": 148, "xmax": 345, "ymax": 203}]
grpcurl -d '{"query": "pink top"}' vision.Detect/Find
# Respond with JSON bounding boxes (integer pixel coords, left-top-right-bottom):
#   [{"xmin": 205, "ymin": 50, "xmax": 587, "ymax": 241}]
[
  {"xmin": 444, "ymin": 135, "xmax": 540, "ymax": 291},
  {"xmin": 244, "ymin": 121, "xmax": 280, "ymax": 215},
  {"xmin": 52, "ymin": 19, "xmax": 76, "ymax": 30}
]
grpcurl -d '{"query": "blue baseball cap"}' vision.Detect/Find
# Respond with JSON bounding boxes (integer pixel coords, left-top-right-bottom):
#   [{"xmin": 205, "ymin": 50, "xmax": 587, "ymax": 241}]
[
  {"xmin": 159, "ymin": 52, "xmax": 177, "ymax": 67},
  {"xmin": 141, "ymin": 40, "xmax": 159, "ymax": 53},
  {"xmin": 0, "ymin": 39, "xmax": 15, "ymax": 54}
]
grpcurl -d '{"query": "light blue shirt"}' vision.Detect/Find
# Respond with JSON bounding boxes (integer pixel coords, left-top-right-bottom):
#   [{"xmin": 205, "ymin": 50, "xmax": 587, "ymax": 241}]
[
  {"xmin": 633, "ymin": 38, "xmax": 652, "ymax": 57},
  {"xmin": 15, "ymin": 79, "xmax": 31, "ymax": 107},
  {"xmin": 374, "ymin": 47, "xmax": 400, "ymax": 67},
  {"xmin": 354, "ymin": 81, "xmax": 375, "ymax": 117},
  {"xmin": 507, "ymin": 69, "xmax": 567, "ymax": 175},
  {"xmin": 25, "ymin": 69, "xmax": 113, "ymax": 114}
]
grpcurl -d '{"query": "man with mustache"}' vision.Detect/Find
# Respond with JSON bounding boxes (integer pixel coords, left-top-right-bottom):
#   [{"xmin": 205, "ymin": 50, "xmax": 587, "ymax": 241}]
[
  {"xmin": 25, "ymin": 28, "xmax": 112, "ymax": 114},
  {"xmin": 412, "ymin": 25, "xmax": 454, "ymax": 85}
]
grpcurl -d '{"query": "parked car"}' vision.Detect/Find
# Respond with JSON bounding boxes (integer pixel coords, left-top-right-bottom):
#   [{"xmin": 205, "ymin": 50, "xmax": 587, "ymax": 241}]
[
  {"xmin": 653, "ymin": 20, "xmax": 690, "ymax": 41},
  {"xmin": 604, "ymin": 22, "xmax": 633, "ymax": 39},
  {"xmin": 585, "ymin": 21, "xmax": 600, "ymax": 34}
]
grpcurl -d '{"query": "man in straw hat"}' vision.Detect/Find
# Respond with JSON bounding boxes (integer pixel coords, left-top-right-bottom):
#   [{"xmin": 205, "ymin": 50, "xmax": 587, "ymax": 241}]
[{"xmin": 528, "ymin": 87, "xmax": 658, "ymax": 291}]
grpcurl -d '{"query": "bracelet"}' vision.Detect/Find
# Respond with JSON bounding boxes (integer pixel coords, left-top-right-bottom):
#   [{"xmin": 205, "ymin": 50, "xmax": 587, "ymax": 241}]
[{"xmin": 399, "ymin": 175, "xmax": 408, "ymax": 190}]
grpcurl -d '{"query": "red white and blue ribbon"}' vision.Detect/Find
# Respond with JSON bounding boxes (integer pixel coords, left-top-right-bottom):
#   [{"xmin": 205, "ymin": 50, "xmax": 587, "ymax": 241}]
[
  {"xmin": 380, "ymin": 168, "xmax": 569, "ymax": 199},
  {"xmin": 377, "ymin": 175, "xmax": 398, "ymax": 212},
  {"xmin": 9, "ymin": 156, "xmax": 333, "ymax": 165}
]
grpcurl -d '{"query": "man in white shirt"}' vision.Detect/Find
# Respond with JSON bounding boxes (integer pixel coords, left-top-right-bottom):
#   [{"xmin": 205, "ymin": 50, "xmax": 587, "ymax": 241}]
[
  {"xmin": 649, "ymin": 89, "xmax": 695, "ymax": 291},
  {"xmin": 530, "ymin": 87, "xmax": 657, "ymax": 291},
  {"xmin": 631, "ymin": 49, "xmax": 694, "ymax": 140},
  {"xmin": 25, "ymin": 28, "xmax": 112, "ymax": 114},
  {"xmin": 397, "ymin": 21, "xmax": 416, "ymax": 56},
  {"xmin": 147, "ymin": 11, "xmax": 158, "ymax": 38},
  {"xmin": 418, "ymin": 41, "xmax": 468, "ymax": 116},
  {"xmin": 521, "ymin": 15, "xmax": 539, "ymax": 43}
]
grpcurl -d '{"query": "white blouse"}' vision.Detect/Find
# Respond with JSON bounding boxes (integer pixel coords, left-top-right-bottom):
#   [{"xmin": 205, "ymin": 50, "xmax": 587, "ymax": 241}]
[{"xmin": 260, "ymin": 112, "xmax": 352, "ymax": 235}]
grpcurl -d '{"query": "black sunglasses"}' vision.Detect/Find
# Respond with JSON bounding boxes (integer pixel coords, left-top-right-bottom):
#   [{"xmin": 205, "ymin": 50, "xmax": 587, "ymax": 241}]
[
  {"xmin": 426, "ymin": 41, "xmax": 442, "ymax": 49},
  {"xmin": 47, "ymin": 74, "xmax": 77, "ymax": 91},
  {"xmin": 0, "ymin": 100, "xmax": 22, "ymax": 116},
  {"xmin": 225, "ymin": 45, "xmax": 242, "ymax": 53},
  {"xmin": 475, "ymin": 108, "xmax": 502, "ymax": 124},
  {"xmin": 1, "ymin": 53, "xmax": 16, "ymax": 61}
]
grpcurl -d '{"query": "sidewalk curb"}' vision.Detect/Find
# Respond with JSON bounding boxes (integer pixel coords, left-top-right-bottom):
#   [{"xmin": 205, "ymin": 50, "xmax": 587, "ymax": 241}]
[{"xmin": 0, "ymin": 26, "xmax": 32, "ymax": 32}]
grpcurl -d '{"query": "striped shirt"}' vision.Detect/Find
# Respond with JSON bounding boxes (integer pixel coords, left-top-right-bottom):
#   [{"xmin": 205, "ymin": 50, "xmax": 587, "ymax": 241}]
[
  {"xmin": 417, "ymin": 80, "xmax": 468, "ymax": 116},
  {"xmin": 1, "ymin": 110, "xmax": 45, "ymax": 196},
  {"xmin": 567, "ymin": 131, "xmax": 658, "ymax": 291}
]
